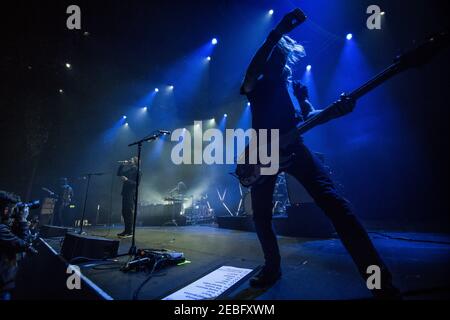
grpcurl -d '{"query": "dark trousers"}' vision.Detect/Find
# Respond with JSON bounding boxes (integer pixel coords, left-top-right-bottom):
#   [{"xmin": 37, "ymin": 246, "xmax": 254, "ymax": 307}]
[
  {"xmin": 121, "ymin": 192, "xmax": 135, "ymax": 233},
  {"xmin": 251, "ymin": 142, "xmax": 392, "ymax": 284}
]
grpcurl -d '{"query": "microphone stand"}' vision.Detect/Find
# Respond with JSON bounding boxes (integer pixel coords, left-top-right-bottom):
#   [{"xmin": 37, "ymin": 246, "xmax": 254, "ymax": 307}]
[
  {"xmin": 79, "ymin": 172, "xmax": 107, "ymax": 234},
  {"xmin": 126, "ymin": 130, "xmax": 169, "ymax": 256}
]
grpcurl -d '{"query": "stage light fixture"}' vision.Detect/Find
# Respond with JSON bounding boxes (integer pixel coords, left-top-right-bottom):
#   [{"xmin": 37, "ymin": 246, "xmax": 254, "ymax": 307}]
[
  {"xmin": 269, "ymin": 9, "xmax": 274, "ymax": 15},
  {"xmin": 59, "ymin": 89, "xmax": 64, "ymax": 94},
  {"xmin": 346, "ymin": 33, "xmax": 353, "ymax": 40},
  {"xmin": 247, "ymin": 102, "xmax": 251, "ymax": 107},
  {"xmin": 154, "ymin": 88, "xmax": 159, "ymax": 92},
  {"xmin": 211, "ymin": 38, "xmax": 218, "ymax": 45},
  {"xmin": 168, "ymin": 85, "xmax": 174, "ymax": 90},
  {"xmin": 123, "ymin": 115, "xmax": 127, "ymax": 119},
  {"xmin": 306, "ymin": 65, "xmax": 312, "ymax": 72},
  {"xmin": 380, "ymin": 11, "xmax": 385, "ymax": 15},
  {"xmin": 224, "ymin": 114, "xmax": 228, "ymax": 118},
  {"xmin": 207, "ymin": 56, "xmax": 211, "ymax": 61},
  {"xmin": 65, "ymin": 63, "xmax": 71, "ymax": 69}
]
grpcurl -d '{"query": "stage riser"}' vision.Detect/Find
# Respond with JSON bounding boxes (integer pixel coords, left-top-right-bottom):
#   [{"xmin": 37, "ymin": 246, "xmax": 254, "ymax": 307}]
[
  {"xmin": 138, "ymin": 203, "xmax": 187, "ymax": 226},
  {"xmin": 217, "ymin": 203, "xmax": 335, "ymax": 238},
  {"xmin": 14, "ymin": 238, "xmax": 108, "ymax": 300}
]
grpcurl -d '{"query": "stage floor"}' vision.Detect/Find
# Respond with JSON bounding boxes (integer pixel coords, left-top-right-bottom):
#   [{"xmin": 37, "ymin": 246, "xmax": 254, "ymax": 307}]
[{"xmin": 65, "ymin": 225, "xmax": 450, "ymax": 300}]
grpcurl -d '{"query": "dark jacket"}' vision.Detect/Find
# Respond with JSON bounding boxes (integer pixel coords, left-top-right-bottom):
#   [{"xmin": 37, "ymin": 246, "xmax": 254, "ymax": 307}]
[
  {"xmin": 0, "ymin": 220, "xmax": 30, "ymax": 292},
  {"xmin": 117, "ymin": 164, "xmax": 140, "ymax": 196}
]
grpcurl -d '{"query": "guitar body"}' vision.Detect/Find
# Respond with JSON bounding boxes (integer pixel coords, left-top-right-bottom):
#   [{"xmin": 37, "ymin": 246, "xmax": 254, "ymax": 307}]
[{"xmin": 235, "ymin": 128, "xmax": 300, "ymax": 187}]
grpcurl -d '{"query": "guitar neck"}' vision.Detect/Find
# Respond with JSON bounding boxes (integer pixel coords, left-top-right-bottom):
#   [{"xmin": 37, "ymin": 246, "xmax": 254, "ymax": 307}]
[{"xmin": 297, "ymin": 60, "xmax": 404, "ymax": 135}]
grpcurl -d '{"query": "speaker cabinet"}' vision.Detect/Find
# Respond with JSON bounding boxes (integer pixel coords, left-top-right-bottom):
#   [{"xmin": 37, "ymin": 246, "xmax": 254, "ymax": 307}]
[
  {"xmin": 61, "ymin": 233, "xmax": 120, "ymax": 261},
  {"xmin": 39, "ymin": 225, "xmax": 70, "ymax": 238}
]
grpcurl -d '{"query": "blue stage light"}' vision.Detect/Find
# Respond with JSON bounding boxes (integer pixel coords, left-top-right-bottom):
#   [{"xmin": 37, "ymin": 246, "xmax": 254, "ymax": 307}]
[
  {"xmin": 168, "ymin": 85, "xmax": 174, "ymax": 90},
  {"xmin": 211, "ymin": 38, "xmax": 218, "ymax": 45},
  {"xmin": 346, "ymin": 33, "xmax": 353, "ymax": 40},
  {"xmin": 207, "ymin": 56, "xmax": 211, "ymax": 61},
  {"xmin": 224, "ymin": 114, "xmax": 228, "ymax": 118},
  {"xmin": 247, "ymin": 102, "xmax": 251, "ymax": 107},
  {"xmin": 122, "ymin": 115, "xmax": 127, "ymax": 119},
  {"xmin": 306, "ymin": 65, "xmax": 312, "ymax": 72},
  {"xmin": 154, "ymin": 88, "xmax": 159, "ymax": 92},
  {"xmin": 269, "ymin": 9, "xmax": 274, "ymax": 15},
  {"xmin": 125, "ymin": 122, "xmax": 129, "ymax": 126}
]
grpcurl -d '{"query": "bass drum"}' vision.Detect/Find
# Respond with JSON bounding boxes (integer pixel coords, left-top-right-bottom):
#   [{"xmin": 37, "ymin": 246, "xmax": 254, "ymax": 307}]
[{"xmin": 243, "ymin": 191, "xmax": 253, "ymax": 216}]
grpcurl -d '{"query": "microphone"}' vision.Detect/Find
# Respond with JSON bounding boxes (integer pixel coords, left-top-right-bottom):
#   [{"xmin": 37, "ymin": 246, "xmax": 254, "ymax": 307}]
[{"xmin": 159, "ymin": 130, "xmax": 171, "ymax": 135}]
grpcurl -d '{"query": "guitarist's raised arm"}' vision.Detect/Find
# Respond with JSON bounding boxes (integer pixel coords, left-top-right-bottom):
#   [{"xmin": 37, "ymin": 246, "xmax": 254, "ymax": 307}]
[{"xmin": 240, "ymin": 8, "xmax": 307, "ymax": 95}]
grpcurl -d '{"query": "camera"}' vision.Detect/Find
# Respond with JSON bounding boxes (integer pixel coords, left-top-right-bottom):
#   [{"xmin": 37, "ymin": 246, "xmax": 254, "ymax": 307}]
[
  {"xmin": 10, "ymin": 200, "xmax": 41, "ymax": 220},
  {"xmin": 16, "ymin": 200, "xmax": 41, "ymax": 210}
]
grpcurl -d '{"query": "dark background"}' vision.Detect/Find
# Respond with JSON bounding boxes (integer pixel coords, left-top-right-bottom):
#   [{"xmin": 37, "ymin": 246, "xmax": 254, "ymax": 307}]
[{"xmin": 1, "ymin": 0, "xmax": 449, "ymax": 230}]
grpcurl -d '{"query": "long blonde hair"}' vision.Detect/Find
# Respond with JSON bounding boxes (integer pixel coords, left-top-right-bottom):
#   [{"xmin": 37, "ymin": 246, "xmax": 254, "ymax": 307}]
[{"xmin": 277, "ymin": 35, "xmax": 306, "ymax": 78}]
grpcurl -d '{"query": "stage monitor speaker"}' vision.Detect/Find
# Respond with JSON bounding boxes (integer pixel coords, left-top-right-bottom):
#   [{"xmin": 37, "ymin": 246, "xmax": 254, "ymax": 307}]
[
  {"xmin": 39, "ymin": 225, "xmax": 70, "ymax": 238},
  {"xmin": 61, "ymin": 233, "xmax": 120, "ymax": 261}
]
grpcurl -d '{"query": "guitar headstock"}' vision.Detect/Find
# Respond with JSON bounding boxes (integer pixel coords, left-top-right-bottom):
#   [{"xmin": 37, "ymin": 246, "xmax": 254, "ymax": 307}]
[{"xmin": 395, "ymin": 31, "xmax": 449, "ymax": 69}]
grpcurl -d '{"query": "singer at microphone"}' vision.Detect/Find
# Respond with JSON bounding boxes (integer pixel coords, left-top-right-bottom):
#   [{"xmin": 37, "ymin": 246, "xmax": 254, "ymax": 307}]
[{"xmin": 116, "ymin": 156, "xmax": 141, "ymax": 238}]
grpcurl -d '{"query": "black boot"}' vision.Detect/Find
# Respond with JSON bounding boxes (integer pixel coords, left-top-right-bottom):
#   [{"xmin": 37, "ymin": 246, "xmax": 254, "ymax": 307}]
[
  {"xmin": 249, "ymin": 266, "xmax": 282, "ymax": 288},
  {"xmin": 117, "ymin": 231, "xmax": 132, "ymax": 238}
]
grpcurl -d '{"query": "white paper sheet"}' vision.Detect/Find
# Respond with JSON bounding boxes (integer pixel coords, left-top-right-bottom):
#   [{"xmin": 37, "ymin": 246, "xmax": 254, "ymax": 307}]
[{"xmin": 162, "ymin": 266, "xmax": 253, "ymax": 300}]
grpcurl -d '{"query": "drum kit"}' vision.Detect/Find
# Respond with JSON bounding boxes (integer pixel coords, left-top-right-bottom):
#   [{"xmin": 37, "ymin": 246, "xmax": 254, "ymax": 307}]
[
  {"xmin": 217, "ymin": 172, "xmax": 291, "ymax": 218},
  {"xmin": 163, "ymin": 188, "xmax": 214, "ymax": 225}
]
